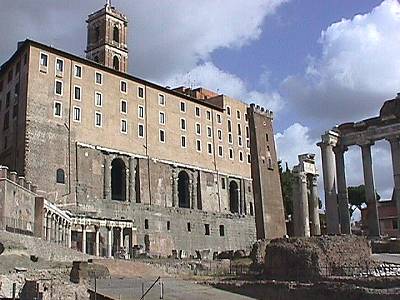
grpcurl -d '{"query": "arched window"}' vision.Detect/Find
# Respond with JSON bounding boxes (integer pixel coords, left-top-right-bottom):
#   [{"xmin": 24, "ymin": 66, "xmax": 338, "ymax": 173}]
[
  {"xmin": 56, "ymin": 169, "xmax": 65, "ymax": 184},
  {"xmin": 178, "ymin": 171, "xmax": 190, "ymax": 208},
  {"xmin": 229, "ymin": 180, "xmax": 239, "ymax": 213},
  {"xmin": 113, "ymin": 26, "xmax": 120, "ymax": 43},
  {"xmin": 111, "ymin": 158, "xmax": 126, "ymax": 201},
  {"xmin": 113, "ymin": 56, "xmax": 120, "ymax": 71}
]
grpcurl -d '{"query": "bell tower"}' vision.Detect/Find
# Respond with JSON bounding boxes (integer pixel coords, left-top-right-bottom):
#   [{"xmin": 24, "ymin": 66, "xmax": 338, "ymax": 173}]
[{"xmin": 86, "ymin": 1, "xmax": 129, "ymax": 72}]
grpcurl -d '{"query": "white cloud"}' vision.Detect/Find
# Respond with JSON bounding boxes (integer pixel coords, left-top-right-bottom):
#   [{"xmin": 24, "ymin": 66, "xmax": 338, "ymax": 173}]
[
  {"xmin": 165, "ymin": 62, "xmax": 284, "ymax": 112},
  {"xmin": 282, "ymin": 0, "xmax": 400, "ymax": 125}
]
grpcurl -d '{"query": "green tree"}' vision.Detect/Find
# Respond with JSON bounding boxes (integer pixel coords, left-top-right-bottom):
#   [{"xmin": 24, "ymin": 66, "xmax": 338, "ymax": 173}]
[
  {"xmin": 279, "ymin": 161, "xmax": 294, "ymax": 217},
  {"xmin": 347, "ymin": 185, "xmax": 380, "ymax": 217}
]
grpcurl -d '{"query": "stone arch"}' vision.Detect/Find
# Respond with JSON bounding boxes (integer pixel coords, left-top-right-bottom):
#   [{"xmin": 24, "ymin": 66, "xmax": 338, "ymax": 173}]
[
  {"xmin": 178, "ymin": 170, "xmax": 190, "ymax": 208},
  {"xmin": 113, "ymin": 56, "xmax": 120, "ymax": 71},
  {"xmin": 229, "ymin": 180, "xmax": 239, "ymax": 213},
  {"xmin": 56, "ymin": 168, "xmax": 65, "ymax": 184},
  {"xmin": 111, "ymin": 158, "xmax": 126, "ymax": 201},
  {"xmin": 113, "ymin": 25, "xmax": 120, "ymax": 43}
]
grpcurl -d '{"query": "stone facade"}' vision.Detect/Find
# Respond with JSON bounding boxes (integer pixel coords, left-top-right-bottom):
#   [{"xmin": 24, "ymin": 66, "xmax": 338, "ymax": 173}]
[{"xmin": 0, "ymin": 3, "xmax": 286, "ymax": 257}]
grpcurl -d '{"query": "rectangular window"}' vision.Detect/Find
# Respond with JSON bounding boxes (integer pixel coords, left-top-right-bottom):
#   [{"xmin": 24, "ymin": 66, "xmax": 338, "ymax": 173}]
[
  {"xmin": 196, "ymin": 139, "xmax": 201, "ymax": 152},
  {"xmin": 226, "ymin": 106, "xmax": 231, "ymax": 116},
  {"xmin": 121, "ymin": 119, "xmax": 127, "ymax": 133},
  {"xmin": 245, "ymin": 113, "xmax": 248, "ymax": 122},
  {"xmin": 74, "ymin": 86, "xmax": 81, "ymax": 101},
  {"xmin": 195, "ymin": 123, "xmax": 201, "ymax": 135},
  {"xmin": 54, "ymin": 101, "xmax": 62, "ymax": 117},
  {"xmin": 207, "ymin": 143, "xmax": 213, "ymax": 155},
  {"xmin": 206, "ymin": 110, "xmax": 211, "ymax": 121},
  {"xmin": 228, "ymin": 133, "xmax": 233, "ymax": 144},
  {"xmin": 180, "ymin": 118, "xmax": 186, "ymax": 130},
  {"xmin": 159, "ymin": 111, "xmax": 166, "ymax": 125},
  {"xmin": 247, "ymin": 154, "xmax": 251, "ymax": 164},
  {"xmin": 180, "ymin": 101, "xmax": 186, "ymax": 112},
  {"xmin": 229, "ymin": 148, "xmax": 234, "ymax": 160},
  {"xmin": 195, "ymin": 106, "xmax": 200, "ymax": 117},
  {"xmin": 121, "ymin": 100, "xmax": 127, "ymax": 114},
  {"xmin": 207, "ymin": 126, "xmax": 212, "ymax": 138},
  {"xmin": 218, "ymin": 145, "xmax": 223, "ymax": 157},
  {"xmin": 227, "ymin": 120, "xmax": 232, "ymax": 132},
  {"xmin": 167, "ymin": 221, "xmax": 171, "ymax": 231},
  {"xmin": 95, "ymin": 72, "xmax": 102, "ymax": 85},
  {"xmin": 159, "ymin": 129, "xmax": 165, "ymax": 143},
  {"xmin": 138, "ymin": 86, "xmax": 144, "ymax": 98},
  {"xmin": 219, "ymin": 225, "xmax": 225, "ymax": 237},
  {"xmin": 95, "ymin": 112, "xmax": 102, "ymax": 127},
  {"xmin": 181, "ymin": 136, "xmax": 187, "ymax": 148},
  {"xmin": 239, "ymin": 151, "xmax": 244, "ymax": 162},
  {"xmin": 55, "ymin": 58, "xmax": 64, "ymax": 73},
  {"xmin": 159, "ymin": 94, "xmax": 165, "ymax": 106},
  {"xmin": 205, "ymin": 224, "xmax": 210, "ymax": 236},
  {"xmin": 246, "ymin": 126, "xmax": 249, "ymax": 138},
  {"xmin": 55, "ymin": 80, "xmax": 63, "ymax": 96},
  {"xmin": 4, "ymin": 136, "xmax": 7, "ymax": 149},
  {"xmin": 95, "ymin": 92, "xmax": 102, "ymax": 107},
  {"xmin": 221, "ymin": 177, "xmax": 226, "ymax": 189},
  {"xmin": 237, "ymin": 110, "xmax": 241, "ymax": 120},
  {"xmin": 138, "ymin": 124, "xmax": 144, "ymax": 138},
  {"xmin": 238, "ymin": 124, "xmax": 242, "ymax": 136},
  {"xmin": 120, "ymin": 80, "xmax": 127, "ymax": 93},
  {"xmin": 187, "ymin": 222, "xmax": 191, "ymax": 232},
  {"xmin": 138, "ymin": 105, "xmax": 144, "ymax": 119},
  {"xmin": 238, "ymin": 136, "xmax": 243, "ymax": 147},
  {"xmin": 217, "ymin": 129, "xmax": 222, "ymax": 141},
  {"xmin": 74, "ymin": 65, "xmax": 82, "ymax": 78},
  {"xmin": 73, "ymin": 106, "xmax": 81, "ymax": 122},
  {"xmin": 217, "ymin": 114, "xmax": 222, "ymax": 124},
  {"xmin": 247, "ymin": 139, "xmax": 250, "ymax": 148},
  {"xmin": 266, "ymin": 134, "xmax": 269, "ymax": 142},
  {"xmin": 40, "ymin": 52, "xmax": 48, "ymax": 67}
]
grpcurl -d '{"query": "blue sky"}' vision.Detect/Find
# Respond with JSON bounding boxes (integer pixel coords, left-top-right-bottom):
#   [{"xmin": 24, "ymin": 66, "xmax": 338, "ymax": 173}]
[{"xmin": 0, "ymin": 0, "xmax": 399, "ymax": 202}]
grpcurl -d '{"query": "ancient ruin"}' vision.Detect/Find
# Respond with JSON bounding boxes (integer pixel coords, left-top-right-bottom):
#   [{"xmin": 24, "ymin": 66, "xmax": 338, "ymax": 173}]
[
  {"xmin": 318, "ymin": 95, "xmax": 400, "ymax": 237},
  {"xmin": 292, "ymin": 153, "xmax": 321, "ymax": 237}
]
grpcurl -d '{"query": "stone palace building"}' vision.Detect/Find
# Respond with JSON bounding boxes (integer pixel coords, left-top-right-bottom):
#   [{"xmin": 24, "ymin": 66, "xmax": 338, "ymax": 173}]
[{"xmin": 0, "ymin": 2, "xmax": 286, "ymax": 257}]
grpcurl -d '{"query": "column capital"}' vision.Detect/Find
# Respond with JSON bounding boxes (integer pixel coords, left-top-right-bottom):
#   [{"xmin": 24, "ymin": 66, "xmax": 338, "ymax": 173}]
[
  {"xmin": 357, "ymin": 140, "xmax": 375, "ymax": 148},
  {"xmin": 386, "ymin": 136, "xmax": 400, "ymax": 144},
  {"xmin": 318, "ymin": 130, "xmax": 340, "ymax": 148},
  {"xmin": 333, "ymin": 144, "xmax": 348, "ymax": 154}
]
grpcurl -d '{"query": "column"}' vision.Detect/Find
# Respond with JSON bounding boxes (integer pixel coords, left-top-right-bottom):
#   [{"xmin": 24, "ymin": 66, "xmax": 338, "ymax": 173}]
[
  {"xmin": 104, "ymin": 156, "xmax": 112, "ymax": 200},
  {"xmin": 67, "ymin": 224, "xmax": 72, "ymax": 248},
  {"xmin": 360, "ymin": 142, "xmax": 380, "ymax": 237},
  {"xmin": 95, "ymin": 226, "xmax": 100, "ymax": 256},
  {"xmin": 46, "ymin": 213, "xmax": 51, "ymax": 241},
  {"xmin": 172, "ymin": 170, "xmax": 178, "ymax": 207},
  {"xmin": 191, "ymin": 174, "xmax": 198, "ymax": 209},
  {"xmin": 58, "ymin": 221, "xmax": 63, "ymax": 244},
  {"xmin": 388, "ymin": 137, "xmax": 400, "ymax": 230},
  {"xmin": 129, "ymin": 157, "xmax": 136, "ymax": 203},
  {"xmin": 54, "ymin": 218, "xmax": 59, "ymax": 243},
  {"xmin": 293, "ymin": 172, "xmax": 310, "ymax": 237},
  {"xmin": 81, "ymin": 224, "xmax": 87, "ymax": 254},
  {"xmin": 119, "ymin": 227, "xmax": 124, "ymax": 249},
  {"xmin": 308, "ymin": 176, "xmax": 321, "ymax": 236},
  {"xmin": 334, "ymin": 146, "xmax": 351, "ymax": 234},
  {"xmin": 318, "ymin": 135, "xmax": 340, "ymax": 234},
  {"xmin": 107, "ymin": 226, "xmax": 113, "ymax": 258}
]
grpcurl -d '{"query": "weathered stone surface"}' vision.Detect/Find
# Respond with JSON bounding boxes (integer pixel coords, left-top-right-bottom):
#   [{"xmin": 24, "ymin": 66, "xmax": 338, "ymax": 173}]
[
  {"xmin": 70, "ymin": 261, "xmax": 110, "ymax": 284},
  {"xmin": 264, "ymin": 236, "xmax": 376, "ymax": 280},
  {"xmin": 250, "ymin": 239, "xmax": 269, "ymax": 265}
]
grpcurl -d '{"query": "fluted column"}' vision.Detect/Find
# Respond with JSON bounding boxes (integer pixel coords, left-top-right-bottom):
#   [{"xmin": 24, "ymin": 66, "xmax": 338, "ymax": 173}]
[
  {"xmin": 334, "ymin": 146, "xmax": 351, "ymax": 234},
  {"xmin": 104, "ymin": 156, "xmax": 112, "ymax": 200},
  {"xmin": 81, "ymin": 224, "xmax": 87, "ymax": 254},
  {"xmin": 388, "ymin": 137, "xmax": 400, "ymax": 231},
  {"xmin": 129, "ymin": 157, "xmax": 136, "ymax": 203},
  {"xmin": 318, "ymin": 134, "xmax": 340, "ymax": 234},
  {"xmin": 107, "ymin": 226, "xmax": 113, "ymax": 258},
  {"xmin": 309, "ymin": 175, "xmax": 321, "ymax": 236},
  {"xmin": 360, "ymin": 142, "xmax": 380, "ymax": 238}
]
